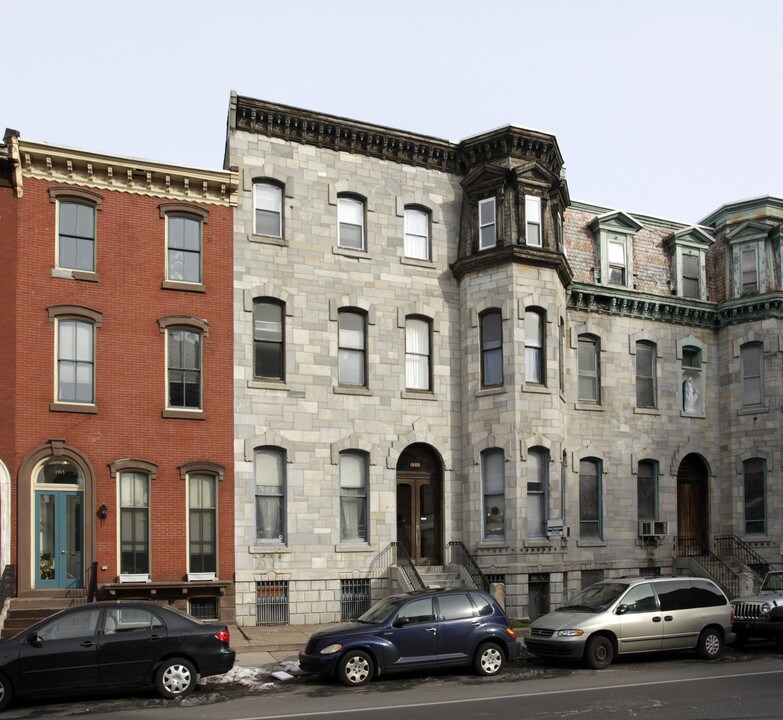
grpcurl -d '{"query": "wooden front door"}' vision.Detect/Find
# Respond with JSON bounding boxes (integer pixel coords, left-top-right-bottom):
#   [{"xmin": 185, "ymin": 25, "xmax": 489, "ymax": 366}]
[
  {"xmin": 676, "ymin": 454, "xmax": 708, "ymax": 548},
  {"xmin": 396, "ymin": 446, "xmax": 442, "ymax": 565}
]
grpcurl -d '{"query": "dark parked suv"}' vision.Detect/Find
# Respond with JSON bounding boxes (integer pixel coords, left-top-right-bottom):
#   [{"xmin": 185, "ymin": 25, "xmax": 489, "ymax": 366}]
[
  {"xmin": 731, "ymin": 570, "xmax": 783, "ymax": 648},
  {"xmin": 299, "ymin": 589, "xmax": 519, "ymax": 686}
]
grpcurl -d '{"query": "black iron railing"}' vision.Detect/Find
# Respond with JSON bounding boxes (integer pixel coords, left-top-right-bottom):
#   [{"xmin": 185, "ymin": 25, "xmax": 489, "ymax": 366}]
[
  {"xmin": 0, "ymin": 565, "xmax": 15, "ymax": 608},
  {"xmin": 447, "ymin": 541, "xmax": 489, "ymax": 591},
  {"xmin": 714, "ymin": 535, "xmax": 775, "ymax": 580},
  {"xmin": 675, "ymin": 536, "xmax": 740, "ymax": 598},
  {"xmin": 86, "ymin": 562, "xmax": 98, "ymax": 602},
  {"xmin": 368, "ymin": 542, "xmax": 425, "ymax": 591}
]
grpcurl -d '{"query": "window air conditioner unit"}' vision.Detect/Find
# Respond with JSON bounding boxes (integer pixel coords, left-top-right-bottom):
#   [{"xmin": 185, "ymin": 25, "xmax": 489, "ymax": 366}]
[{"xmin": 638, "ymin": 521, "xmax": 668, "ymax": 537}]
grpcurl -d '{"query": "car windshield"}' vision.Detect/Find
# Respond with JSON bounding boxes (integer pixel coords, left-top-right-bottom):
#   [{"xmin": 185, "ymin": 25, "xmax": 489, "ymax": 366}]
[
  {"xmin": 558, "ymin": 583, "xmax": 629, "ymax": 612},
  {"xmin": 356, "ymin": 596, "xmax": 404, "ymax": 624},
  {"xmin": 762, "ymin": 573, "xmax": 783, "ymax": 591}
]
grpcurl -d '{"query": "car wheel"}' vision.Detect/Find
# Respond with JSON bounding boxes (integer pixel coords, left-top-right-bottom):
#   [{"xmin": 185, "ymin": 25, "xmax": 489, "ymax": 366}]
[
  {"xmin": 697, "ymin": 628, "xmax": 723, "ymax": 660},
  {"xmin": 0, "ymin": 672, "xmax": 13, "ymax": 711},
  {"xmin": 473, "ymin": 642, "xmax": 504, "ymax": 676},
  {"xmin": 337, "ymin": 650, "xmax": 374, "ymax": 687},
  {"xmin": 584, "ymin": 635, "xmax": 614, "ymax": 669},
  {"xmin": 155, "ymin": 657, "xmax": 197, "ymax": 699}
]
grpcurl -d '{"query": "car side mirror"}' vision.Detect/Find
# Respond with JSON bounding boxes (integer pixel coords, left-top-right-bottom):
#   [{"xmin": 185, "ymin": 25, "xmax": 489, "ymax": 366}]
[
  {"xmin": 615, "ymin": 604, "xmax": 629, "ymax": 616},
  {"xmin": 26, "ymin": 632, "xmax": 42, "ymax": 646},
  {"xmin": 393, "ymin": 616, "xmax": 411, "ymax": 628}
]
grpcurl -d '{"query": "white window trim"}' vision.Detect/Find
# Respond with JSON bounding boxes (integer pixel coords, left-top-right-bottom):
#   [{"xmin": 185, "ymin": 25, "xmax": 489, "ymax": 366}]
[
  {"xmin": 525, "ymin": 195, "xmax": 542, "ymax": 247},
  {"xmin": 478, "ymin": 197, "xmax": 497, "ymax": 250}
]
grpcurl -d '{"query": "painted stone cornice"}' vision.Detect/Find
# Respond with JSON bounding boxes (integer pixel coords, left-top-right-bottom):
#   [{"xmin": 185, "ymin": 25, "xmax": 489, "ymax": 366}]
[
  {"xmin": 18, "ymin": 140, "xmax": 237, "ymax": 206},
  {"xmin": 232, "ymin": 94, "xmax": 564, "ymax": 178},
  {"xmin": 569, "ymin": 283, "xmax": 783, "ymax": 328},
  {"xmin": 451, "ymin": 245, "xmax": 573, "ymax": 287}
]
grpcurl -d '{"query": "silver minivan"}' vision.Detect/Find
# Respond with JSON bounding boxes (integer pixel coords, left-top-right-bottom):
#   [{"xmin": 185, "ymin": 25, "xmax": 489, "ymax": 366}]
[{"xmin": 524, "ymin": 576, "xmax": 735, "ymax": 668}]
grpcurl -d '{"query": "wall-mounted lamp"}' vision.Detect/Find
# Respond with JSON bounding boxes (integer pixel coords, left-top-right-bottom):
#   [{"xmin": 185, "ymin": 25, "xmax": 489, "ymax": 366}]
[{"xmin": 97, "ymin": 503, "xmax": 109, "ymax": 520}]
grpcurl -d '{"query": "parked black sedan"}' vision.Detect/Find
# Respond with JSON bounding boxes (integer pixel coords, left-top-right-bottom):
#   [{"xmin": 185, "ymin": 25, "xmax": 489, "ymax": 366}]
[
  {"xmin": 0, "ymin": 600, "xmax": 235, "ymax": 711},
  {"xmin": 299, "ymin": 589, "xmax": 520, "ymax": 686}
]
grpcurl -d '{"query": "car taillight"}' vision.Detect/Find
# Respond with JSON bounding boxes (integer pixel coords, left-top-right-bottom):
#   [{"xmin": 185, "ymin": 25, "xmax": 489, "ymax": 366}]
[
  {"xmin": 505, "ymin": 627, "xmax": 517, "ymax": 641},
  {"xmin": 215, "ymin": 630, "xmax": 230, "ymax": 644}
]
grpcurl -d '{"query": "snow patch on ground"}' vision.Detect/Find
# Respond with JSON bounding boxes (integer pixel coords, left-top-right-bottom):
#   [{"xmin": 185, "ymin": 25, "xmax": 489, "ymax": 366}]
[{"xmin": 205, "ymin": 661, "xmax": 303, "ymax": 691}]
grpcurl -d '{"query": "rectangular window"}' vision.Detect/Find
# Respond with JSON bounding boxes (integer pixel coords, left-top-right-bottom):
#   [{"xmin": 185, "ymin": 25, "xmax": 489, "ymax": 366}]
[
  {"xmin": 744, "ymin": 458, "xmax": 766, "ymax": 535},
  {"xmin": 480, "ymin": 310, "xmax": 503, "ymax": 388},
  {"xmin": 636, "ymin": 341, "xmax": 657, "ymax": 408},
  {"xmin": 579, "ymin": 458, "xmax": 601, "ymax": 539},
  {"xmin": 681, "ymin": 254, "xmax": 700, "ymax": 298},
  {"xmin": 527, "ymin": 449, "xmax": 548, "ymax": 538},
  {"xmin": 188, "ymin": 473, "xmax": 217, "ymax": 573},
  {"xmin": 577, "ymin": 335, "xmax": 600, "ymax": 403},
  {"xmin": 741, "ymin": 343, "xmax": 763, "ymax": 407},
  {"xmin": 607, "ymin": 240, "xmax": 626, "ymax": 285},
  {"xmin": 524, "ymin": 310, "xmax": 544, "ymax": 384},
  {"xmin": 404, "ymin": 208, "xmax": 430, "ymax": 260},
  {"xmin": 405, "ymin": 317, "xmax": 431, "ymax": 391},
  {"xmin": 637, "ymin": 460, "xmax": 658, "ymax": 522},
  {"xmin": 254, "ymin": 301, "xmax": 284, "ymax": 381},
  {"xmin": 256, "ymin": 580, "xmax": 289, "ymax": 626},
  {"xmin": 58, "ymin": 201, "xmax": 95, "ymax": 272},
  {"xmin": 341, "ymin": 579, "xmax": 371, "ymax": 621},
  {"xmin": 681, "ymin": 346, "xmax": 703, "ymax": 415},
  {"xmin": 168, "ymin": 329, "xmax": 202, "ymax": 409},
  {"xmin": 478, "ymin": 198, "xmax": 496, "ymax": 250},
  {"xmin": 482, "ymin": 449, "xmax": 505, "ymax": 540},
  {"xmin": 57, "ymin": 319, "xmax": 94, "ymax": 404},
  {"xmin": 119, "ymin": 472, "xmax": 149, "ymax": 575},
  {"xmin": 167, "ymin": 216, "xmax": 202, "ymax": 283},
  {"xmin": 254, "ymin": 182, "xmax": 282, "ymax": 237},
  {"xmin": 340, "ymin": 452, "xmax": 368, "ymax": 543},
  {"xmin": 740, "ymin": 247, "xmax": 758, "ymax": 295},
  {"xmin": 338, "ymin": 311, "xmax": 366, "ymax": 386},
  {"xmin": 255, "ymin": 448, "xmax": 285, "ymax": 542},
  {"xmin": 338, "ymin": 197, "xmax": 365, "ymax": 250},
  {"xmin": 525, "ymin": 195, "xmax": 542, "ymax": 247},
  {"xmin": 558, "ymin": 318, "xmax": 565, "ymax": 393}
]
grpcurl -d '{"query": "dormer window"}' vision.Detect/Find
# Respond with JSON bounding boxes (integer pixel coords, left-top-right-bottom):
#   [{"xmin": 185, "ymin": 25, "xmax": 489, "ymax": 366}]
[
  {"xmin": 681, "ymin": 254, "xmax": 700, "ymax": 298},
  {"xmin": 607, "ymin": 238, "xmax": 626, "ymax": 285},
  {"xmin": 588, "ymin": 211, "xmax": 642, "ymax": 290},
  {"xmin": 725, "ymin": 222, "xmax": 769, "ymax": 299},
  {"xmin": 478, "ymin": 198, "xmax": 496, "ymax": 250},
  {"xmin": 525, "ymin": 196, "xmax": 542, "ymax": 247},
  {"xmin": 740, "ymin": 247, "xmax": 759, "ymax": 295},
  {"xmin": 666, "ymin": 226, "xmax": 712, "ymax": 301}
]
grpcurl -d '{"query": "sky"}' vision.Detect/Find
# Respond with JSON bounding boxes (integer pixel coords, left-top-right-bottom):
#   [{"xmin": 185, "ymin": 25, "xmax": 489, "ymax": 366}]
[{"xmin": 6, "ymin": 0, "xmax": 782, "ymax": 224}]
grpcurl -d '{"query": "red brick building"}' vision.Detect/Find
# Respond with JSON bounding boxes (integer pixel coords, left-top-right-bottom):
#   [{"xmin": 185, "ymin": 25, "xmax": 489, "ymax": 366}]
[{"xmin": 0, "ymin": 130, "xmax": 238, "ymax": 620}]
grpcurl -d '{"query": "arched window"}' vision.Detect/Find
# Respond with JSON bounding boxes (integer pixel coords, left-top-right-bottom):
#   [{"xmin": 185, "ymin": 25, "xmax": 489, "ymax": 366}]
[
  {"xmin": 254, "ymin": 300, "xmax": 285, "ymax": 381},
  {"xmin": 481, "ymin": 449, "xmax": 505, "ymax": 540},
  {"xmin": 253, "ymin": 181, "xmax": 283, "ymax": 237},
  {"xmin": 579, "ymin": 458, "xmax": 602, "ymax": 539},
  {"xmin": 743, "ymin": 458, "xmax": 766, "ymax": 535},
  {"xmin": 338, "ymin": 310, "xmax": 367, "ymax": 387},
  {"xmin": 338, "ymin": 196, "xmax": 365, "ymax": 250},
  {"xmin": 404, "ymin": 207, "xmax": 430, "ymax": 260},
  {"xmin": 525, "ymin": 309, "xmax": 545, "ymax": 384},
  {"xmin": 577, "ymin": 334, "xmax": 600, "ymax": 404},
  {"xmin": 636, "ymin": 341, "xmax": 657, "ymax": 409},
  {"xmin": 527, "ymin": 448, "xmax": 548, "ymax": 538},
  {"xmin": 480, "ymin": 310, "xmax": 503, "ymax": 388},
  {"xmin": 340, "ymin": 451, "xmax": 368, "ymax": 543},
  {"xmin": 188, "ymin": 472, "xmax": 217, "ymax": 574},
  {"xmin": 741, "ymin": 342, "xmax": 763, "ymax": 408},
  {"xmin": 405, "ymin": 316, "xmax": 431, "ymax": 391},
  {"xmin": 255, "ymin": 447, "xmax": 286, "ymax": 543}
]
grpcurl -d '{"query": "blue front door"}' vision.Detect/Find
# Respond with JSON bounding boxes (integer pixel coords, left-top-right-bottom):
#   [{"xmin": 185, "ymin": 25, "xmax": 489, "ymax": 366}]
[{"xmin": 35, "ymin": 490, "xmax": 84, "ymax": 589}]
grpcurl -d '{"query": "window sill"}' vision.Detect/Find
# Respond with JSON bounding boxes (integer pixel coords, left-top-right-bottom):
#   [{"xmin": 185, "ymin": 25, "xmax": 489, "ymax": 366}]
[
  {"xmin": 522, "ymin": 383, "xmax": 550, "ymax": 394},
  {"xmin": 576, "ymin": 540, "xmax": 606, "ymax": 548},
  {"xmin": 248, "ymin": 379, "xmax": 289, "ymax": 391},
  {"xmin": 476, "ymin": 386, "xmax": 506, "ymax": 398},
  {"xmin": 634, "ymin": 407, "xmax": 660, "ymax": 416},
  {"xmin": 401, "ymin": 390, "xmax": 436, "ymax": 401},
  {"xmin": 335, "ymin": 543, "xmax": 372, "ymax": 552},
  {"xmin": 333, "ymin": 246, "xmax": 372, "ymax": 261},
  {"xmin": 334, "ymin": 386, "xmax": 372, "ymax": 396},
  {"xmin": 247, "ymin": 233, "xmax": 288, "ymax": 247},
  {"xmin": 161, "ymin": 280, "xmax": 205, "ymax": 293},
  {"xmin": 162, "ymin": 409, "xmax": 205, "ymax": 420},
  {"xmin": 52, "ymin": 268, "xmax": 100, "ymax": 282},
  {"xmin": 249, "ymin": 544, "xmax": 290, "ymax": 554},
  {"xmin": 738, "ymin": 405, "xmax": 768, "ymax": 417},
  {"xmin": 575, "ymin": 402, "xmax": 603, "ymax": 412},
  {"xmin": 476, "ymin": 541, "xmax": 510, "ymax": 550},
  {"xmin": 680, "ymin": 411, "xmax": 705, "ymax": 419},
  {"xmin": 400, "ymin": 257, "xmax": 435, "ymax": 269},
  {"xmin": 50, "ymin": 402, "xmax": 97, "ymax": 414}
]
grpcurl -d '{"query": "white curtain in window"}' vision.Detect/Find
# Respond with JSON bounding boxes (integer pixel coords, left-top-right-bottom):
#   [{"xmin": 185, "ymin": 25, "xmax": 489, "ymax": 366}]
[
  {"xmin": 524, "ymin": 311, "xmax": 543, "ymax": 383},
  {"xmin": 404, "ymin": 209, "xmax": 429, "ymax": 259},
  {"xmin": 405, "ymin": 318, "xmax": 430, "ymax": 389},
  {"xmin": 340, "ymin": 453, "xmax": 366, "ymax": 541}
]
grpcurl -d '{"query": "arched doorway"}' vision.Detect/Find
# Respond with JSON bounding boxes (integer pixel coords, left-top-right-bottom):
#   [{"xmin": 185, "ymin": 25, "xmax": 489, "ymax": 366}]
[
  {"xmin": 676, "ymin": 453, "xmax": 709, "ymax": 549},
  {"xmin": 396, "ymin": 445, "xmax": 443, "ymax": 565}
]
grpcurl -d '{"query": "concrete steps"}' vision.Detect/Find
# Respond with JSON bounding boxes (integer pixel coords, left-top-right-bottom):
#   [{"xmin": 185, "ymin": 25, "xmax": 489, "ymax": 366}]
[
  {"xmin": 2, "ymin": 596, "xmax": 79, "ymax": 638},
  {"xmin": 415, "ymin": 565, "xmax": 466, "ymax": 589}
]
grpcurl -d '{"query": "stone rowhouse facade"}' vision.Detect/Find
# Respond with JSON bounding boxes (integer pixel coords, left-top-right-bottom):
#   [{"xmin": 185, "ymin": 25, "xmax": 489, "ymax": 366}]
[
  {"xmin": 228, "ymin": 95, "xmax": 783, "ymax": 625},
  {"xmin": 0, "ymin": 131, "xmax": 238, "ymax": 619}
]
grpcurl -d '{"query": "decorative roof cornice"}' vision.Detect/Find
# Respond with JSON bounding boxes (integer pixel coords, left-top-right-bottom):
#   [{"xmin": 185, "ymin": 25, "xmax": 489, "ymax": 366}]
[
  {"xmin": 231, "ymin": 94, "xmax": 565, "ymax": 178},
  {"xmin": 700, "ymin": 196, "xmax": 783, "ymax": 232},
  {"xmin": 18, "ymin": 140, "xmax": 237, "ymax": 207},
  {"xmin": 569, "ymin": 283, "xmax": 783, "ymax": 328},
  {"xmin": 451, "ymin": 245, "xmax": 573, "ymax": 287}
]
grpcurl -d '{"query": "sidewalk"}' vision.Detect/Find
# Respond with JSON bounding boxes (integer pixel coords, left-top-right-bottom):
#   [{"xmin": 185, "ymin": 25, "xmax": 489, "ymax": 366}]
[{"xmin": 230, "ymin": 623, "xmax": 337, "ymax": 667}]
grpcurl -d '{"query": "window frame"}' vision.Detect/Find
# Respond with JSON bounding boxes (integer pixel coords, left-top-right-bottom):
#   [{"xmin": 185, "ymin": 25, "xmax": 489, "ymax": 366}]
[
  {"xmin": 338, "ymin": 196, "xmax": 366, "ymax": 251},
  {"xmin": 579, "ymin": 457, "xmax": 602, "ymax": 540},
  {"xmin": 681, "ymin": 253, "xmax": 701, "ymax": 299},
  {"xmin": 56, "ymin": 317, "xmax": 95, "ymax": 406},
  {"xmin": 741, "ymin": 342, "xmax": 764, "ymax": 409},
  {"xmin": 253, "ymin": 299, "xmax": 285, "ymax": 382},
  {"xmin": 524, "ymin": 309, "xmax": 545, "ymax": 385},
  {"xmin": 405, "ymin": 316, "xmax": 432, "ymax": 392},
  {"xmin": 57, "ymin": 199, "xmax": 97, "ymax": 273},
  {"xmin": 166, "ymin": 214, "xmax": 203, "ymax": 285},
  {"xmin": 525, "ymin": 195, "xmax": 542, "ymax": 247},
  {"xmin": 338, "ymin": 309, "xmax": 368, "ymax": 388},
  {"xmin": 480, "ymin": 309, "xmax": 503, "ymax": 388},
  {"xmin": 253, "ymin": 181, "xmax": 283, "ymax": 238},
  {"xmin": 743, "ymin": 458, "xmax": 766, "ymax": 535},
  {"xmin": 527, "ymin": 448, "xmax": 548, "ymax": 539},
  {"xmin": 740, "ymin": 246, "xmax": 759, "ymax": 295},
  {"xmin": 339, "ymin": 451, "xmax": 368, "ymax": 543},
  {"xmin": 119, "ymin": 471, "xmax": 150, "ymax": 576},
  {"xmin": 166, "ymin": 327, "xmax": 203, "ymax": 411},
  {"xmin": 403, "ymin": 206, "xmax": 431, "ymax": 261},
  {"xmin": 680, "ymin": 343, "xmax": 705, "ymax": 417},
  {"xmin": 187, "ymin": 472, "xmax": 217, "ymax": 575},
  {"xmin": 635, "ymin": 341, "xmax": 657, "ymax": 409},
  {"xmin": 478, "ymin": 197, "xmax": 497, "ymax": 250},
  {"xmin": 481, "ymin": 448, "xmax": 505, "ymax": 541},
  {"xmin": 254, "ymin": 447, "xmax": 286, "ymax": 544},
  {"xmin": 636, "ymin": 460, "xmax": 658, "ymax": 522},
  {"xmin": 577, "ymin": 334, "xmax": 600, "ymax": 404}
]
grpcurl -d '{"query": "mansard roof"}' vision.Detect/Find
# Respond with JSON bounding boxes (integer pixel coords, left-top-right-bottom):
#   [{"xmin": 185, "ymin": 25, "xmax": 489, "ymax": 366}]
[
  {"xmin": 588, "ymin": 210, "xmax": 644, "ymax": 233},
  {"xmin": 700, "ymin": 195, "xmax": 783, "ymax": 231}
]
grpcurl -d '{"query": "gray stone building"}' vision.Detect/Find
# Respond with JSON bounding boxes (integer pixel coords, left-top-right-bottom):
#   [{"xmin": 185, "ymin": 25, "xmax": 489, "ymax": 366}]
[{"xmin": 225, "ymin": 92, "xmax": 782, "ymax": 626}]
